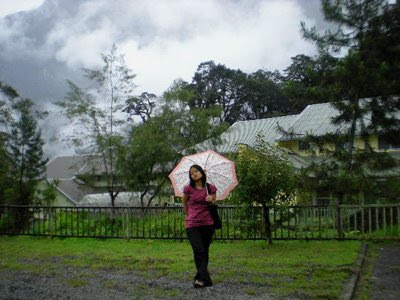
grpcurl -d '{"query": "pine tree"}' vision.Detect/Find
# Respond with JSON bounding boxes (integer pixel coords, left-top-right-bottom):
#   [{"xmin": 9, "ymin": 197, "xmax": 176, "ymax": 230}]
[
  {"xmin": 299, "ymin": 0, "xmax": 400, "ymax": 204},
  {"xmin": 8, "ymin": 98, "xmax": 48, "ymax": 205},
  {"xmin": 0, "ymin": 139, "xmax": 12, "ymax": 205}
]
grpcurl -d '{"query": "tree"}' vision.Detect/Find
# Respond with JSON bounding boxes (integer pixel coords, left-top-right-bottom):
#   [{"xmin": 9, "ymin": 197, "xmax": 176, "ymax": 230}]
[
  {"xmin": 232, "ymin": 135, "xmax": 297, "ymax": 244},
  {"xmin": 173, "ymin": 61, "xmax": 247, "ymax": 125},
  {"xmin": 1, "ymin": 82, "xmax": 47, "ymax": 208},
  {"xmin": 168, "ymin": 62, "xmax": 295, "ymax": 124},
  {"xmin": 0, "ymin": 139, "xmax": 12, "ymax": 205},
  {"xmin": 40, "ymin": 180, "xmax": 59, "ymax": 207},
  {"xmin": 0, "ymin": 81, "xmax": 18, "ymax": 146},
  {"xmin": 8, "ymin": 98, "xmax": 48, "ymax": 206},
  {"xmin": 358, "ymin": 1, "xmax": 400, "ymax": 144},
  {"xmin": 301, "ymin": 0, "xmax": 390, "ymax": 53},
  {"xmin": 243, "ymin": 70, "xmax": 291, "ymax": 119},
  {"xmin": 0, "ymin": 94, "xmax": 48, "ymax": 232},
  {"xmin": 298, "ymin": 0, "xmax": 400, "ymax": 204},
  {"xmin": 282, "ymin": 53, "xmax": 338, "ymax": 112},
  {"xmin": 123, "ymin": 92, "xmax": 157, "ymax": 123},
  {"xmin": 123, "ymin": 98, "xmax": 227, "ymax": 206},
  {"xmin": 0, "ymin": 81, "xmax": 16, "ymax": 204},
  {"xmin": 57, "ymin": 45, "xmax": 136, "ymax": 206}
]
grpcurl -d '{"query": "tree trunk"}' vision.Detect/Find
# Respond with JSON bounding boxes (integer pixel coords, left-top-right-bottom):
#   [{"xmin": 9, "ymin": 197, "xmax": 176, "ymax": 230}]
[
  {"xmin": 347, "ymin": 115, "xmax": 357, "ymax": 174},
  {"xmin": 110, "ymin": 192, "xmax": 115, "ymax": 207},
  {"xmin": 336, "ymin": 192, "xmax": 344, "ymax": 239},
  {"xmin": 263, "ymin": 204, "xmax": 272, "ymax": 245}
]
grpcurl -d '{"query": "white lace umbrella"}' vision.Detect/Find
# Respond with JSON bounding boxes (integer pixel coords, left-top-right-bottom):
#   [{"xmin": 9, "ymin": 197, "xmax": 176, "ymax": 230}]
[{"xmin": 168, "ymin": 150, "xmax": 238, "ymax": 200}]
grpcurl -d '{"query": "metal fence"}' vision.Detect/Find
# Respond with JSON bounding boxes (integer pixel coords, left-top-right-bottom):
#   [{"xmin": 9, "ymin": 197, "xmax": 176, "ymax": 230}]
[{"xmin": 0, "ymin": 204, "xmax": 399, "ymax": 240}]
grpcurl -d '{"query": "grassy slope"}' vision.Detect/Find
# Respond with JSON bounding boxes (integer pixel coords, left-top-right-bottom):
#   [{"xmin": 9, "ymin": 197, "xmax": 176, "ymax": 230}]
[{"xmin": 0, "ymin": 236, "xmax": 361, "ymax": 299}]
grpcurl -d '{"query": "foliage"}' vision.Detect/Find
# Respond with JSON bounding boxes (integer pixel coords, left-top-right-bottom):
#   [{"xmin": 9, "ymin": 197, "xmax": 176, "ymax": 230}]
[
  {"xmin": 123, "ymin": 92, "xmax": 157, "ymax": 123},
  {"xmin": 282, "ymin": 53, "xmax": 338, "ymax": 112},
  {"xmin": 297, "ymin": 0, "xmax": 400, "ymax": 204},
  {"xmin": 188, "ymin": 61, "xmax": 247, "ymax": 124},
  {"xmin": 301, "ymin": 0, "xmax": 390, "ymax": 53},
  {"xmin": 8, "ymin": 99, "xmax": 48, "ymax": 194},
  {"xmin": 358, "ymin": 1, "xmax": 400, "ymax": 144},
  {"xmin": 124, "ymin": 107, "xmax": 185, "ymax": 206},
  {"xmin": 8, "ymin": 100, "xmax": 47, "ymax": 231},
  {"xmin": 366, "ymin": 177, "xmax": 400, "ymax": 203},
  {"xmin": 57, "ymin": 45, "xmax": 136, "ymax": 206},
  {"xmin": 0, "ymin": 82, "xmax": 48, "ymax": 232},
  {"xmin": 40, "ymin": 180, "xmax": 60, "ymax": 206},
  {"xmin": 166, "ymin": 61, "xmax": 300, "ymax": 125},
  {"xmin": 0, "ymin": 97, "xmax": 47, "ymax": 204},
  {"xmin": 233, "ymin": 135, "xmax": 297, "ymax": 205},
  {"xmin": 243, "ymin": 70, "xmax": 290, "ymax": 119},
  {"xmin": 232, "ymin": 135, "xmax": 297, "ymax": 243},
  {"xmin": 123, "ymin": 98, "xmax": 228, "ymax": 206},
  {"xmin": 0, "ymin": 140, "xmax": 12, "ymax": 205},
  {"xmin": 0, "ymin": 81, "xmax": 17, "ymax": 205}
]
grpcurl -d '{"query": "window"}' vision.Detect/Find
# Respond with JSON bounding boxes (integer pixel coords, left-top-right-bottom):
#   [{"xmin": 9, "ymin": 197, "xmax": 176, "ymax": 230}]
[
  {"xmin": 335, "ymin": 141, "xmax": 351, "ymax": 151},
  {"xmin": 378, "ymin": 136, "xmax": 400, "ymax": 150},
  {"xmin": 299, "ymin": 141, "xmax": 310, "ymax": 151},
  {"xmin": 316, "ymin": 189, "xmax": 331, "ymax": 206}
]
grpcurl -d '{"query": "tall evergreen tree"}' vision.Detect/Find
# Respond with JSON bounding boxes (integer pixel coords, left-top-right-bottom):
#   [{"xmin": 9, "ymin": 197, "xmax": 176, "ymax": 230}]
[
  {"xmin": 0, "ymin": 81, "xmax": 16, "ymax": 205},
  {"xmin": 8, "ymin": 98, "xmax": 48, "ymax": 205},
  {"xmin": 358, "ymin": 1, "xmax": 400, "ymax": 144},
  {"xmin": 0, "ymin": 139, "xmax": 12, "ymax": 205},
  {"xmin": 299, "ymin": 0, "xmax": 399, "ymax": 204},
  {"xmin": 1, "ymin": 82, "xmax": 47, "ymax": 208},
  {"xmin": 0, "ymin": 83, "xmax": 48, "ymax": 231}
]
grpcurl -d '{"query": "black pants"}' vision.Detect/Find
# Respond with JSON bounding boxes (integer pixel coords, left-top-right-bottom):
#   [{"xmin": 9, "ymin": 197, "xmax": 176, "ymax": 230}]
[{"xmin": 186, "ymin": 225, "xmax": 215, "ymax": 285}]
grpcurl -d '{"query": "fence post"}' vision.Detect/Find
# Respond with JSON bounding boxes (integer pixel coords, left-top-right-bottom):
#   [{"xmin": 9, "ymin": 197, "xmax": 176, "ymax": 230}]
[{"xmin": 336, "ymin": 205, "xmax": 343, "ymax": 239}]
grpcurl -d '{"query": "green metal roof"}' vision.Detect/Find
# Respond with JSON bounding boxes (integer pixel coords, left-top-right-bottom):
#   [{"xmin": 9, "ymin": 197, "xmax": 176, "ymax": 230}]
[
  {"xmin": 195, "ymin": 115, "xmax": 299, "ymax": 153},
  {"xmin": 278, "ymin": 100, "xmax": 400, "ymax": 141}
]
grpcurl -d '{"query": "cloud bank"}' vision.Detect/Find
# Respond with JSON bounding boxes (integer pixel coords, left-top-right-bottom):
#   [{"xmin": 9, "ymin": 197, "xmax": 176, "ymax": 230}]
[
  {"xmin": 0, "ymin": 0, "xmax": 321, "ymax": 96},
  {"xmin": 0, "ymin": 0, "xmax": 325, "ymax": 157}
]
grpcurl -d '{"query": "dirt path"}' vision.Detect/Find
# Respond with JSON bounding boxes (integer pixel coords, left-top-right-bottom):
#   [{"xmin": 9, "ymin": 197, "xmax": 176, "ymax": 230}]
[
  {"xmin": 371, "ymin": 242, "xmax": 400, "ymax": 300},
  {"xmin": 0, "ymin": 266, "xmax": 282, "ymax": 300}
]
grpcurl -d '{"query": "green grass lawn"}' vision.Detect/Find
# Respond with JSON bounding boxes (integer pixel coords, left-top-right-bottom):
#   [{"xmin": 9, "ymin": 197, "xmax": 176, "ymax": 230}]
[{"xmin": 0, "ymin": 236, "xmax": 361, "ymax": 299}]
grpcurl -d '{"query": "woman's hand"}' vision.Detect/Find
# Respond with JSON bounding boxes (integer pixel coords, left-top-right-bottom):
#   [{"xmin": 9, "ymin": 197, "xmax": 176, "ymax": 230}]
[{"xmin": 205, "ymin": 194, "xmax": 216, "ymax": 205}]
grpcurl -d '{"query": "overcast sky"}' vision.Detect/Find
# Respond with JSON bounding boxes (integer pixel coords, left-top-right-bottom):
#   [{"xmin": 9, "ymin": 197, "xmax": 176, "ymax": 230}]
[{"xmin": 0, "ymin": 0, "xmax": 328, "ymax": 157}]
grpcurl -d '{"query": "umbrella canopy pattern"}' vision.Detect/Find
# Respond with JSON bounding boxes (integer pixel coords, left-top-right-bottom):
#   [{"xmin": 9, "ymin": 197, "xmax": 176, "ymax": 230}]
[{"xmin": 169, "ymin": 150, "xmax": 238, "ymax": 200}]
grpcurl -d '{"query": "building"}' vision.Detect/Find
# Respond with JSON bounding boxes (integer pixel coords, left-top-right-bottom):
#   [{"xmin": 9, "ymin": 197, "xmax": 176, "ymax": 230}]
[
  {"xmin": 196, "ymin": 101, "xmax": 400, "ymax": 204},
  {"xmin": 42, "ymin": 155, "xmax": 142, "ymax": 207},
  {"xmin": 44, "ymin": 101, "xmax": 399, "ymax": 206}
]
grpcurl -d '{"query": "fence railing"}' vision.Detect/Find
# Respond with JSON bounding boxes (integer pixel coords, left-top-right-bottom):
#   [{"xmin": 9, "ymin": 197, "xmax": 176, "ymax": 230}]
[{"xmin": 0, "ymin": 204, "xmax": 399, "ymax": 240}]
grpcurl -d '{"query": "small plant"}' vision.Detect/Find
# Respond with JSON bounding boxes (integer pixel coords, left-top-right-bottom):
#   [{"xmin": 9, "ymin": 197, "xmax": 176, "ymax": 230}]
[{"xmin": 232, "ymin": 134, "xmax": 297, "ymax": 244}]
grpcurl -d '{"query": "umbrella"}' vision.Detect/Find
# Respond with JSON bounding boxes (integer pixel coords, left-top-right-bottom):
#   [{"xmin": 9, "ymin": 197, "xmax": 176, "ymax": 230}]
[{"xmin": 168, "ymin": 150, "xmax": 238, "ymax": 200}]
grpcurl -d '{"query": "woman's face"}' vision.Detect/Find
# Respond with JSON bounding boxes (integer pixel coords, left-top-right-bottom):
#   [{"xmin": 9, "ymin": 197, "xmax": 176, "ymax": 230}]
[{"xmin": 190, "ymin": 167, "xmax": 203, "ymax": 181}]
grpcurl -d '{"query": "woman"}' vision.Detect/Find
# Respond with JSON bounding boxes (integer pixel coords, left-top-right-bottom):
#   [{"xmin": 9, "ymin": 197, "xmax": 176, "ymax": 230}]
[{"xmin": 182, "ymin": 164, "xmax": 217, "ymax": 288}]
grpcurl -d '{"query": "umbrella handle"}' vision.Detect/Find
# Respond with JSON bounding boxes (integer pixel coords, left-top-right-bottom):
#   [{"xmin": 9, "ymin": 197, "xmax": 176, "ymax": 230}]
[{"xmin": 205, "ymin": 183, "xmax": 212, "ymax": 197}]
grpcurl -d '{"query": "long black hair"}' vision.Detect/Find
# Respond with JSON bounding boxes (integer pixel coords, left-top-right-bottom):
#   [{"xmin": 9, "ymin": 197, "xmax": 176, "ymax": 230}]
[{"xmin": 189, "ymin": 164, "xmax": 207, "ymax": 188}]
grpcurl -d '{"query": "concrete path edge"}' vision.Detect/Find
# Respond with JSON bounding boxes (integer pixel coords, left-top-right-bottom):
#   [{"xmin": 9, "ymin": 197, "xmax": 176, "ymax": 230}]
[{"xmin": 340, "ymin": 242, "xmax": 368, "ymax": 300}]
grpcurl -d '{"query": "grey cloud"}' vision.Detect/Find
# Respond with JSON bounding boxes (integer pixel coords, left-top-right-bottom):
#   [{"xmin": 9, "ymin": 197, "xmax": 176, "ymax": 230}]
[
  {"xmin": 0, "ymin": 0, "xmax": 328, "ymax": 102},
  {"xmin": 0, "ymin": 0, "xmax": 328, "ymax": 158}
]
